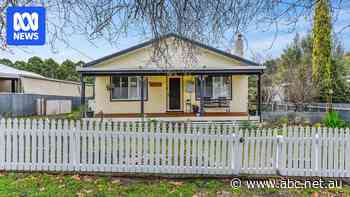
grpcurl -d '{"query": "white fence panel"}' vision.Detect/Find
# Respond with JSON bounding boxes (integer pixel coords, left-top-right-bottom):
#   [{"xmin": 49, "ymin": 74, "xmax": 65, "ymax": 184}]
[{"xmin": 0, "ymin": 119, "xmax": 349, "ymax": 177}]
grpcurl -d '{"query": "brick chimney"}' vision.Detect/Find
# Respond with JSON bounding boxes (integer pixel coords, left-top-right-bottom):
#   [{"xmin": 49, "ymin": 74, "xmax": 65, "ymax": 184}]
[{"xmin": 232, "ymin": 33, "xmax": 244, "ymax": 57}]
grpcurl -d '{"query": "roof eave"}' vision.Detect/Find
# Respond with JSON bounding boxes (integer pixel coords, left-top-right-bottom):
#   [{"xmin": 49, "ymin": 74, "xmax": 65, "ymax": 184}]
[{"xmin": 78, "ymin": 68, "xmax": 264, "ymax": 76}]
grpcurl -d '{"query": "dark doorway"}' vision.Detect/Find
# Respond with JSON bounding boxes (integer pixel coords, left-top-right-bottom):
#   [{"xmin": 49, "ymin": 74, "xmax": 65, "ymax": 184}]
[{"xmin": 168, "ymin": 78, "xmax": 181, "ymax": 111}]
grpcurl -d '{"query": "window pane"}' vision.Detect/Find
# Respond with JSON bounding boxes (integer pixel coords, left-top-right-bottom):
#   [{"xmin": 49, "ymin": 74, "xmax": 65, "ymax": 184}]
[
  {"xmin": 139, "ymin": 78, "xmax": 148, "ymax": 99},
  {"xmin": 129, "ymin": 77, "xmax": 138, "ymax": 99},
  {"xmin": 204, "ymin": 77, "xmax": 212, "ymax": 98},
  {"xmin": 196, "ymin": 76, "xmax": 231, "ymax": 99},
  {"xmin": 111, "ymin": 76, "xmax": 128, "ymax": 99},
  {"xmin": 111, "ymin": 76, "xmax": 147, "ymax": 100},
  {"xmin": 213, "ymin": 76, "xmax": 230, "ymax": 99}
]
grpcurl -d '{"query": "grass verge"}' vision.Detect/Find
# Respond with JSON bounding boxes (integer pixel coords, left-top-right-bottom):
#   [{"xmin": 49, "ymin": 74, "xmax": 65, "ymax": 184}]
[{"xmin": 0, "ymin": 172, "xmax": 348, "ymax": 196}]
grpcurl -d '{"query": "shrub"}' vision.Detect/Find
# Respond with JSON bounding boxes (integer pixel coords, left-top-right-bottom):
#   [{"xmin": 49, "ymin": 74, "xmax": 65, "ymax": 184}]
[
  {"xmin": 277, "ymin": 116, "xmax": 289, "ymax": 126},
  {"xmin": 322, "ymin": 111, "xmax": 348, "ymax": 128},
  {"xmin": 239, "ymin": 120, "xmax": 257, "ymax": 129}
]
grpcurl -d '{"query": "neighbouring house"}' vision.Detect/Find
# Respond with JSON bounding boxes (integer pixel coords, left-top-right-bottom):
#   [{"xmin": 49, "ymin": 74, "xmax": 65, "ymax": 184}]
[
  {"xmin": 0, "ymin": 64, "xmax": 94, "ymax": 116},
  {"xmin": 0, "ymin": 64, "xmax": 93, "ymax": 96},
  {"xmin": 77, "ymin": 34, "xmax": 265, "ymax": 121}
]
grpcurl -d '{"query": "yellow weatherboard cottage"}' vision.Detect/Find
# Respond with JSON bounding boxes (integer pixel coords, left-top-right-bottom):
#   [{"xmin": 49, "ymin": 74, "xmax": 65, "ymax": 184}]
[{"xmin": 77, "ymin": 34, "xmax": 265, "ymax": 121}]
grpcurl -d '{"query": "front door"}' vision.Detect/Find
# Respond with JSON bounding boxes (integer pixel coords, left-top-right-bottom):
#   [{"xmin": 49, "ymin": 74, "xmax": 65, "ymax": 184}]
[{"xmin": 168, "ymin": 78, "xmax": 181, "ymax": 111}]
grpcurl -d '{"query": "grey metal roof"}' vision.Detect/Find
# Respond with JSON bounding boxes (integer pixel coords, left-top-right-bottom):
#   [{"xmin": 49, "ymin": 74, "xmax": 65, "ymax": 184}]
[{"xmin": 0, "ymin": 64, "xmax": 45, "ymax": 79}]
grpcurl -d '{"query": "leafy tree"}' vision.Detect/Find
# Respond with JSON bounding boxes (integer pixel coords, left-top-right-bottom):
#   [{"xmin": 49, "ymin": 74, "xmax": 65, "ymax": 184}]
[
  {"xmin": 13, "ymin": 61, "xmax": 27, "ymax": 71},
  {"xmin": 0, "ymin": 58, "xmax": 13, "ymax": 66},
  {"xmin": 276, "ymin": 34, "xmax": 315, "ymax": 106},
  {"xmin": 59, "ymin": 60, "xmax": 80, "ymax": 81},
  {"xmin": 312, "ymin": 0, "xmax": 332, "ymax": 104},
  {"xmin": 26, "ymin": 56, "xmax": 45, "ymax": 75},
  {"xmin": 43, "ymin": 58, "xmax": 60, "ymax": 79},
  {"xmin": 265, "ymin": 33, "xmax": 350, "ymax": 104},
  {"xmin": 331, "ymin": 44, "xmax": 350, "ymax": 102}
]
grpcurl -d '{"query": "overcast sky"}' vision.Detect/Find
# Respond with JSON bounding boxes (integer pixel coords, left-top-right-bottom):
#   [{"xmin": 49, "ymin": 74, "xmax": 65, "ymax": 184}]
[{"xmin": 1, "ymin": 7, "xmax": 350, "ymax": 64}]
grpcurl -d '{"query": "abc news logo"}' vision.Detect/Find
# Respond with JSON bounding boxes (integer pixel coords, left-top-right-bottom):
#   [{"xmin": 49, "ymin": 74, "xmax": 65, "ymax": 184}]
[
  {"xmin": 6, "ymin": 7, "xmax": 45, "ymax": 45},
  {"xmin": 13, "ymin": 12, "xmax": 39, "ymax": 40}
]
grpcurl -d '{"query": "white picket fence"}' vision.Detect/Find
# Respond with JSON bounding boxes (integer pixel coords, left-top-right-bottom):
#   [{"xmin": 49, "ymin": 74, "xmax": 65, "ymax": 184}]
[{"xmin": 0, "ymin": 118, "xmax": 349, "ymax": 177}]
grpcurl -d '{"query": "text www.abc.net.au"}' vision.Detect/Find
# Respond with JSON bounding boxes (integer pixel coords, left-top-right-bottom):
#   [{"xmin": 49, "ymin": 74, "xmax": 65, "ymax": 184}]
[{"xmin": 230, "ymin": 178, "xmax": 342, "ymax": 189}]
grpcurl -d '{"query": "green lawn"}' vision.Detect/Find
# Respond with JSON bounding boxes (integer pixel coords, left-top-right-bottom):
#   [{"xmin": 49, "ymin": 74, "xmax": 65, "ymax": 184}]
[{"xmin": 0, "ymin": 173, "xmax": 348, "ymax": 197}]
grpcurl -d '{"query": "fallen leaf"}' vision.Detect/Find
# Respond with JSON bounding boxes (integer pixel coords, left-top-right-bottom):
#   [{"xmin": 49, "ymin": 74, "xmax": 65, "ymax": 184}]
[
  {"xmin": 77, "ymin": 192, "xmax": 84, "ymax": 197},
  {"xmin": 193, "ymin": 191, "xmax": 209, "ymax": 197},
  {"xmin": 311, "ymin": 192, "xmax": 319, "ymax": 197},
  {"xmin": 72, "ymin": 174, "xmax": 81, "ymax": 181},
  {"xmin": 169, "ymin": 181, "xmax": 183, "ymax": 186},
  {"xmin": 216, "ymin": 190, "xmax": 231, "ymax": 197},
  {"xmin": 83, "ymin": 176, "xmax": 94, "ymax": 182},
  {"xmin": 111, "ymin": 178, "xmax": 121, "ymax": 184},
  {"xmin": 84, "ymin": 189, "xmax": 93, "ymax": 194}
]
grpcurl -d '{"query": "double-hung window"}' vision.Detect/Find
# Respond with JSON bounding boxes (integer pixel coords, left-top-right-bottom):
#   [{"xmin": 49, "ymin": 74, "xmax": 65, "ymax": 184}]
[
  {"xmin": 111, "ymin": 76, "xmax": 147, "ymax": 100},
  {"xmin": 195, "ymin": 76, "xmax": 231, "ymax": 99}
]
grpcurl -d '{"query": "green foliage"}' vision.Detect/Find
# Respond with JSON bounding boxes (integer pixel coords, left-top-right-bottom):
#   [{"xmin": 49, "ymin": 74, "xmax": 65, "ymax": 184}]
[
  {"xmin": 322, "ymin": 111, "xmax": 348, "ymax": 128},
  {"xmin": 277, "ymin": 116, "xmax": 289, "ymax": 126},
  {"xmin": 65, "ymin": 108, "xmax": 82, "ymax": 120},
  {"xmin": 312, "ymin": 0, "xmax": 332, "ymax": 98},
  {"xmin": 0, "ymin": 173, "xmax": 349, "ymax": 196},
  {"xmin": 239, "ymin": 120, "xmax": 257, "ymax": 129},
  {"xmin": 264, "ymin": 32, "xmax": 350, "ymax": 103}
]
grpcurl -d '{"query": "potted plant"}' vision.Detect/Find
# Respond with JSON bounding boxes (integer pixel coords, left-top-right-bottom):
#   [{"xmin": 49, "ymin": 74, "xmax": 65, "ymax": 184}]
[
  {"xmin": 86, "ymin": 108, "xmax": 94, "ymax": 118},
  {"xmin": 81, "ymin": 105, "xmax": 94, "ymax": 118}
]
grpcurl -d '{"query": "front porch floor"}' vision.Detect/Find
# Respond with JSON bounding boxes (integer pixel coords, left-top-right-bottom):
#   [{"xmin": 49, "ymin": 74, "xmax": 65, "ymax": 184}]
[{"xmin": 87, "ymin": 114, "xmax": 259, "ymax": 122}]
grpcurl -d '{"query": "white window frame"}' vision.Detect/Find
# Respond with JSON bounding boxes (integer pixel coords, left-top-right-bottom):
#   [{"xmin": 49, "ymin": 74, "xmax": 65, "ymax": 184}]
[
  {"xmin": 110, "ymin": 76, "xmax": 148, "ymax": 101},
  {"xmin": 196, "ymin": 76, "xmax": 232, "ymax": 100}
]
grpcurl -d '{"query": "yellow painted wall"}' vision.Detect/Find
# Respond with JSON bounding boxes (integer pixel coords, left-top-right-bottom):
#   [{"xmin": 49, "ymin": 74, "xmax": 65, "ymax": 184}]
[
  {"xmin": 90, "ymin": 37, "xmax": 250, "ymax": 114},
  {"xmin": 21, "ymin": 77, "xmax": 94, "ymax": 97},
  {"xmin": 91, "ymin": 38, "xmax": 248, "ymax": 71},
  {"xmin": 95, "ymin": 76, "xmax": 167, "ymax": 114},
  {"xmin": 94, "ymin": 75, "xmax": 248, "ymax": 114}
]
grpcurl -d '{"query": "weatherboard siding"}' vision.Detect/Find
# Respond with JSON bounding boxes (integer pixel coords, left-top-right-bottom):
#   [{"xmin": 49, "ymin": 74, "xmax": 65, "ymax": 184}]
[
  {"xmin": 94, "ymin": 75, "xmax": 248, "ymax": 115},
  {"xmin": 21, "ymin": 77, "xmax": 94, "ymax": 97},
  {"xmin": 90, "ymin": 38, "xmax": 247, "ymax": 70}
]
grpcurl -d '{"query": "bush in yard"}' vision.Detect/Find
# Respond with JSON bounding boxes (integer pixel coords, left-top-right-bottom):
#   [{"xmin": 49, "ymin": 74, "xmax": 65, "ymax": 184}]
[
  {"xmin": 240, "ymin": 120, "xmax": 257, "ymax": 129},
  {"xmin": 277, "ymin": 116, "xmax": 289, "ymax": 126},
  {"xmin": 322, "ymin": 111, "xmax": 348, "ymax": 128}
]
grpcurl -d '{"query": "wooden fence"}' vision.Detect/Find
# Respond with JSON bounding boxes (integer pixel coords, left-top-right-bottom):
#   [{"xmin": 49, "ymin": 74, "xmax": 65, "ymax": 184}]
[{"xmin": 0, "ymin": 119, "xmax": 349, "ymax": 177}]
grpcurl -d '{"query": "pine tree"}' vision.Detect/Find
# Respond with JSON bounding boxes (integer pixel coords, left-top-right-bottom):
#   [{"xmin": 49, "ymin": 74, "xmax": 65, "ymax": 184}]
[{"xmin": 312, "ymin": 0, "xmax": 332, "ymax": 105}]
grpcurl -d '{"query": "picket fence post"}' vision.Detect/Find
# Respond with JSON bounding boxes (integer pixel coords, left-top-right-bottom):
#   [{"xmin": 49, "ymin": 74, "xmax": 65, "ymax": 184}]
[
  {"xmin": 275, "ymin": 135, "xmax": 283, "ymax": 174},
  {"xmin": 0, "ymin": 119, "xmax": 5, "ymax": 170},
  {"xmin": 312, "ymin": 129, "xmax": 320, "ymax": 176},
  {"xmin": 232, "ymin": 127, "xmax": 243, "ymax": 175}
]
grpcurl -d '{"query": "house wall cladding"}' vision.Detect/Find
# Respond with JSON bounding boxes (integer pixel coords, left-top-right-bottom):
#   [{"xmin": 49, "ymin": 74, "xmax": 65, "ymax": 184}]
[
  {"xmin": 0, "ymin": 119, "xmax": 349, "ymax": 177},
  {"xmin": 94, "ymin": 75, "xmax": 248, "ymax": 114},
  {"xmin": 0, "ymin": 93, "xmax": 83, "ymax": 117}
]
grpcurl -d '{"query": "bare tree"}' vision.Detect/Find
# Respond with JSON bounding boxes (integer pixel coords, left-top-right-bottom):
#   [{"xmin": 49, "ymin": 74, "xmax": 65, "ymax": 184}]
[{"xmin": 1, "ymin": 0, "xmax": 349, "ymax": 62}]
